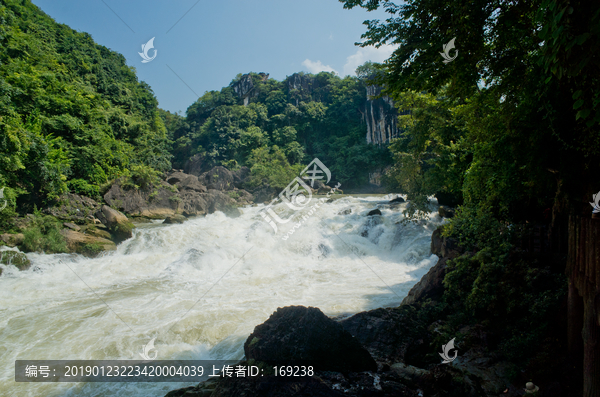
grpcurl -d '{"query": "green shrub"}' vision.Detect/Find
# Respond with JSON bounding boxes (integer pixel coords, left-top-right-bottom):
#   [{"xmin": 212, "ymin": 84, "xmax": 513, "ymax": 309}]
[
  {"xmin": 21, "ymin": 212, "xmax": 68, "ymax": 254},
  {"xmin": 67, "ymin": 179, "xmax": 100, "ymax": 199}
]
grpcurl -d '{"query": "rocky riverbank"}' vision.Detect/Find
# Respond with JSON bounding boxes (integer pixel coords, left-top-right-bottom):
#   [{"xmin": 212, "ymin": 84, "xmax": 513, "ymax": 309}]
[
  {"xmin": 0, "ymin": 162, "xmax": 348, "ymax": 263},
  {"xmin": 164, "ymin": 228, "xmax": 568, "ymax": 397}
]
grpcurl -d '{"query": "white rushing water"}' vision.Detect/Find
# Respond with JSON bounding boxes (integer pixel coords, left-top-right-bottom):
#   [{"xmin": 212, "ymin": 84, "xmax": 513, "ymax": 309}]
[{"xmin": 0, "ymin": 195, "xmax": 441, "ymax": 397}]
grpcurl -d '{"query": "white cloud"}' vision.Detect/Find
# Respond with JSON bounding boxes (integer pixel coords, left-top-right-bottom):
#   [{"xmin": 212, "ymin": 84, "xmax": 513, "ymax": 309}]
[
  {"xmin": 301, "ymin": 59, "xmax": 338, "ymax": 75},
  {"xmin": 342, "ymin": 44, "xmax": 398, "ymax": 76}
]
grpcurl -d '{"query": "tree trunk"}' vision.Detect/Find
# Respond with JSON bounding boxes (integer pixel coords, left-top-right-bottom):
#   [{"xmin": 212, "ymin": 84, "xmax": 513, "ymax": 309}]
[{"xmin": 582, "ymin": 293, "xmax": 600, "ymax": 397}]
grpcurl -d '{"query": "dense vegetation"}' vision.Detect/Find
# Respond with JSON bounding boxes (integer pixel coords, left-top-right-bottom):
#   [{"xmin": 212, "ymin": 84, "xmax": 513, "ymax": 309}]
[
  {"xmin": 0, "ymin": 0, "xmax": 171, "ymax": 229},
  {"xmin": 342, "ymin": 0, "xmax": 600, "ymax": 392},
  {"xmin": 161, "ymin": 71, "xmax": 390, "ymax": 190},
  {"xmin": 0, "ymin": 0, "xmax": 391, "ymax": 234}
]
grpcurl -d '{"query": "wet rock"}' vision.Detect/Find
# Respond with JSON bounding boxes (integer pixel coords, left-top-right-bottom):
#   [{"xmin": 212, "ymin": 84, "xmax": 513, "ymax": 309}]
[
  {"xmin": 82, "ymin": 225, "xmax": 112, "ymax": 240},
  {"xmin": 63, "ymin": 222, "xmax": 80, "ymax": 232},
  {"xmin": 367, "ymin": 209, "xmax": 382, "ymax": 216},
  {"xmin": 60, "ymin": 229, "xmax": 116, "ymax": 256},
  {"xmin": 179, "ymin": 191, "xmax": 208, "ymax": 217},
  {"xmin": 402, "ymin": 227, "xmax": 465, "ymax": 306},
  {"xmin": 389, "ymin": 196, "xmax": 405, "ymax": 204},
  {"xmin": 338, "ymin": 208, "xmax": 352, "ymax": 215},
  {"xmin": 204, "ymin": 190, "xmax": 241, "ymax": 217},
  {"xmin": 98, "ymin": 205, "xmax": 134, "ymax": 243},
  {"xmin": 244, "ymin": 306, "xmax": 377, "ymax": 372},
  {"xmin": 438, "ymin": 205, "xmax": 455, "ymax": 218},
  {"xmin": 163, "ymin": 214, "xmax": 187, "ymax": 224},
  {"xmin": 1, "ymin": 233, "xmax": 24, "ymax": 247},
  {"xmin": 0, "ymin": 250, "xmax": 32, "ymax": 270}
]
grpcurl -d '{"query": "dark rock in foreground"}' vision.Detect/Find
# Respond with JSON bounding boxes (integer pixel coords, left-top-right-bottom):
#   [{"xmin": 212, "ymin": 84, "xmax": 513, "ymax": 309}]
[
  {"xmin": 389, "ymin": 196, "xmax": 405, "ymax": 204},
  {"xmin": 244, "ymin": 306, "xmax": 377, "ymax": 373},
  {"xmin": 367, "ymin": 209, "xmax": 382, "ymax": 216},
  {"xmin": 438, "ymin": 205, "xmax": 455, "ymax": 218}
]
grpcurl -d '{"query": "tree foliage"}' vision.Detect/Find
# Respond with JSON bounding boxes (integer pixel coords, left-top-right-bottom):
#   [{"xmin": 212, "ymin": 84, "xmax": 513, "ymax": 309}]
[{"xmin": 0, "ymin": 0, "xmax": 171, "ymax": 210}]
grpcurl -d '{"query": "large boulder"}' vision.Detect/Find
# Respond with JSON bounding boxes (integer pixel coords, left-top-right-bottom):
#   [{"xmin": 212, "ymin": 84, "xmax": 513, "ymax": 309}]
[
  {"xmin": 166, "ymin": 171, "xmax": 207, "ymax": 193},
  {"xmin": 96, "ymin": 205, "xmax": 134, "ymax": 243},
  {"xmin": 244, "ymin": 306, "xmax": 377, "ymax": 373},
  {"xmin": 104, "ymin": 180, "xmax": 183, "ymax": 219},
  {"xmin": 232, "ymin": 166, "xmax": 251, "ymax": 189},
  {"xmin": 184, "ymin": 153, "xmax": 212, "ymax": 176},
  {"xmin": 205, "ymin": 190, "xmax": 241, "ymax": 217},
  {"xmin": 400, "ymin": 257, "xmax": 450, "ymax": 306},
  {"xmin": 0, "ymin": 250, "xmax": 32, "ymax": 270},
  {"xmin": 200, "ymin": 166, "xmax": 235, "ymax": 191},
  {"xmin": 402, "ymin": 227, "xmax": 465, "ymax": 306},
  {"xmin": 163, "ymin": 214, "xmax": 187, "ymax": 224},
  {"xmin": 1, "ymin": 233, "xmax": 25, "ymax": 247},
  {"xmin": 44, "ymin": 193, "xmax": 101, "ymax": 223},
  {"xmin": 59, "ymin": 229, "xmax": 116, "ymax": 256},
  {"xmin": 339, "ymin": 306, "xmax": 430, "ymax": 365}
]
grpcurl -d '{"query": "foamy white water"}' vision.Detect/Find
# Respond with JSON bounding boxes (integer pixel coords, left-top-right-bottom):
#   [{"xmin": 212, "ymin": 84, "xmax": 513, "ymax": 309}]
[{"xmin": 0, "ymin": 195, "xmax": 441, "ymax": 396}]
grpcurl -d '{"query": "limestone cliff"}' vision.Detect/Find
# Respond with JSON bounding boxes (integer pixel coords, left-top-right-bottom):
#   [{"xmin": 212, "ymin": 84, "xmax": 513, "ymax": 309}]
[
  {"xmin": 231, "ymin": 72, "xmax": 269, "ymax": 106},
  {"xmin": 363, "ymin": 85, "xmax": 402, "ymax": 145}
]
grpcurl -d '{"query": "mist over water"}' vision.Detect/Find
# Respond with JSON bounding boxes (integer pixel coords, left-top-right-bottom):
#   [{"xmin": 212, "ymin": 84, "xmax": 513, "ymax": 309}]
[{"xmin": 0, "ymin": 195, "xmax": 442, "ymax": 396}]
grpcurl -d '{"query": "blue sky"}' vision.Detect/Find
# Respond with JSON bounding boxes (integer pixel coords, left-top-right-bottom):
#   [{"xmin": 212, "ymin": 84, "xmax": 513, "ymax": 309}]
[{"xmin": 31, "ymin": 0, "xmax": 396, "ymax": 114}]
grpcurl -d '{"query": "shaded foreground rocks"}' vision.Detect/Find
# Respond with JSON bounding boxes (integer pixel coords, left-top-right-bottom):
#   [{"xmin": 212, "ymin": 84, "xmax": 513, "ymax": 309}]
[
  {"xmin": 165, "ymin": 226, "xmax": 527, "ymax": 397},
  {"xmin": 244, "ymin": 306, "xmax": 377, "ymax": 373}
]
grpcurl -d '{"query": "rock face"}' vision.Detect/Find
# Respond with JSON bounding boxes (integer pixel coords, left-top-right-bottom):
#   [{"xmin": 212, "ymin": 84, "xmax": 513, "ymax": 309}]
[
  {"xmin": 363, "ymin": 85, "xmax": 405, "ymax": 145},
  {"xmin": 184, "ymin": 153, "xmax": 211, "ymax": 176},
  {"xmin": 200, "ymin": 166, "xmax": 234, "ymax": 191},
  {"xmin": 244, "ymin": 306, "xmax": 377, "ymax": 373},
  {"xmin": 286, "ymin": 73, "xmax": 323, "ymax": 105},
  {"xmin": 232, "ymin": 73, "xmax": 269, "ymax": 106},
  {"xmin": 401, "ymin": 227, "xmax": 464, "ymax": 306},
  {"xmin": 44, "ymin": 193, "xmax": 101, "ymax": 222},
  {"xmin": 339, "ymin": 307, "xmax": 429, "ymax": 365},
  {"xmin": 60, "ymin": 229, "xmax": 116, "ymax": 256}
]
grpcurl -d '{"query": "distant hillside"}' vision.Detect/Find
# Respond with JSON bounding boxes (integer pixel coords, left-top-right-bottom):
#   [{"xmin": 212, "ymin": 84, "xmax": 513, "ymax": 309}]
[
  {"xmin": 161, "ymin": 70, "xmax": 392, "ymax": 190},
  {"xmin": 0, "ymin": 0, "xmax": 171, "ymax": 214}
]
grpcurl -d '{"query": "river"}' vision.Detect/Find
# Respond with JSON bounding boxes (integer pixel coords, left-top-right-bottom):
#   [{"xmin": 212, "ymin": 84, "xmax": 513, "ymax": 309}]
[{"xmin": 0, "ymin": 195, "xmax": 441, "ymax": 396}]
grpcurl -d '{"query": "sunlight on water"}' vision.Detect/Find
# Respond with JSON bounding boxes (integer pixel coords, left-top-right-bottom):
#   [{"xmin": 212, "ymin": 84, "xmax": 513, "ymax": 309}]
[{"xmin": 0, "ymin": 195, "xmax": 442, "ymax": 396}]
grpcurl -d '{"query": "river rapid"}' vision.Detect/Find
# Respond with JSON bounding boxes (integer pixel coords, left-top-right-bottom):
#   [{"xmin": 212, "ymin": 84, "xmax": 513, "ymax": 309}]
[{"xmin": 0, "ymin": 195, "xmax": 442, "ymax": 396}]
